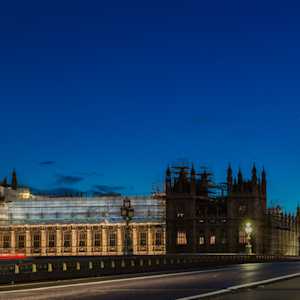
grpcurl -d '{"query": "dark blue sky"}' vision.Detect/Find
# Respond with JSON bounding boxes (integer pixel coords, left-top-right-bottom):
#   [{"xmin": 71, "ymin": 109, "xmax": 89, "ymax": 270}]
[{"xmin": 1, "ymin": 0, "xmax": 300, "ymax": 210}]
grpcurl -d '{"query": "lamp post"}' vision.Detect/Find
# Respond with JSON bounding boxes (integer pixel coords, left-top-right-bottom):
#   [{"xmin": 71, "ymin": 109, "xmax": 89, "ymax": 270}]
[
  {"xmin": 245, "ymin": 222, "xmax": 253, "ymax": 255},
  {"xmin": 120, "ymin": 197, "xmax": 134, "ymax": 255}
]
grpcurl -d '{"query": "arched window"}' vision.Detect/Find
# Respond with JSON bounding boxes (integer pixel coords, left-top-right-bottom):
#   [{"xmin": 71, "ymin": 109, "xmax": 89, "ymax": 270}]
[
  {"xmin": 93, "ymin": 231, "xmax": 101, "ymax": 247},
  {"xmin": 199, "ymin": 233, "xmax": 205, "ymax": 245},
  {"xmin": 176, "ymin": 231, "xmax": 187, "ymax": 245},
  {"xmin": 155, "ymin": 230, "xmax": 162, "ymax": 246},
  {"xmin": 47, "ymin": 231, "xmax": 56, "ymax": 248},
  {"xmin": 239, "ymin": 230, "xmax": 247, "ymax": 244},
  {"xmin": 209, "ymin": 233, "xmax": 216, "ymax": 245}
]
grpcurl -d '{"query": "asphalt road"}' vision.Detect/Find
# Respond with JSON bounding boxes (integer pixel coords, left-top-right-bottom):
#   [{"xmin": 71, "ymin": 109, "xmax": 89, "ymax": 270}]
[
  {"xmin": 1, "ymin": 262, "xmax": 300, "ymax": 300},
  {"xmin": 213, "ymin": 275, "xmax": 300, "ymax": 300}
]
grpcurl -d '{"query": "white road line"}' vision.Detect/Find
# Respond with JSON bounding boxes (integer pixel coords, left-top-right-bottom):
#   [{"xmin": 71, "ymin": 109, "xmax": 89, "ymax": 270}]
[
  {"xmin": 0, "ymin": 266, "xmax": 240, "ymax": 295},
  {"xmin": 176, "ymin": 272, "xmax": 300, "ymax": 300}
]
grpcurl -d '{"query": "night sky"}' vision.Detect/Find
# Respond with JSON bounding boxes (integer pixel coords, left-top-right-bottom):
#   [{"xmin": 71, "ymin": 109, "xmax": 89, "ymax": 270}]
[{"xmin": 1, "ymin": 0, "xmax": 300, "ymax": 211}]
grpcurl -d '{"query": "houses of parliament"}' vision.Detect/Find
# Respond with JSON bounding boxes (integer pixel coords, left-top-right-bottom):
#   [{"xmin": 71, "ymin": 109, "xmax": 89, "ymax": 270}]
[
  {"xmin": 166, "ymin": 165, "xmax": 299, "ymax": 255},
  {"xmin": 0, "ymin": 164, "xmax": 298, "ymax": 257}
]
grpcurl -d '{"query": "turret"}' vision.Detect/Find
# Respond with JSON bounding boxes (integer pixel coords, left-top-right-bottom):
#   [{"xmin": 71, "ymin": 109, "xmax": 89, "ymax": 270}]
[
  {"xmin": 238, "ymin": 169, "xmax": 243, "ymax": 192},
  {"xmin": 227, "ymin": 164, "xmax": 233, "ymax": 192},
  {"xmin": 11, "ymin": 169, "xmax": 18, "ymax": 190},
  {"xmin": 177, "ymin": 167, "xmax": 188, "ymax": 193},
  {"xmin": 1, "ymin": 177, "xmax": 8, "ymax": 187},
  {"xmin": 261, "ymin": 168, "xmax": 267, "ymax": 196},
  {"xmin": 199, "ymin": 170, "xmax": 209, "ymax": 196},
  {"xmin": 165, "ymin": 166, "xmax": 172, "ymax": 194},
  {"xmin": 288, "ymin": 213, "xmax": 292, "ymax": 225},
  {"xmin": 297, "ymin": 205, "xmax": 300, "ymax": 217},
  {"xmin": 190, "ymin": 164, "xmax": 196, "ymax": 194},
  {"xmin": 252, "ymin": 164, "xmax": 257, "ymax": 185}
]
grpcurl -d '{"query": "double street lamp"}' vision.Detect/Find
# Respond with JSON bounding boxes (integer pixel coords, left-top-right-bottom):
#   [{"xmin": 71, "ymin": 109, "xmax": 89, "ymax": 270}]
[
  {"xmin": 245, "ymin": 222, "xmax": 253, "ymax": 255},
  {"xmin": 120, "ymin": 197, "xmax": 134, "ymax": 255}
]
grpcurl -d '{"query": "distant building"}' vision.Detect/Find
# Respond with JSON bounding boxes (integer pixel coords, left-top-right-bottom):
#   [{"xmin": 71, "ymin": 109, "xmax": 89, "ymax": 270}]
[
  {"xmin": 0, "ymin": 165, "xmax": 299, "ymax": 257},
  {"xmin": 165, "ymin": 164, "xmax": 299, "ymax": 255},
  {"xmin": 0, "ymin": 171, "xmax": 165, "ymax": 256}
]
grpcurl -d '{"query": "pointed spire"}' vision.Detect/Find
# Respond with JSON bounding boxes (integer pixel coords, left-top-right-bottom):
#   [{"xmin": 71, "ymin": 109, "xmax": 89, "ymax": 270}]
[
  {"xmin": 165, "ymin": 166, "xmax": 172, "ymax": 194},
  {"xmin": 252, "ymin": 163, "xmax": 257, "ymax": 183},
  {"xmin": 262, "ymin": 167, "xmax": 266, "ymax": 178},
  {"xmin": 227, "ymin": 164, "xmax": 233, "ymax": 192},
  {"xmin": 297, "ymin": 204, "xmax": 300, "ymax": 217},
  {"xmin": 237, "ymin": 168, "xmax": 243, "ymax": 192},
  {"xmin": 11, "ymin": 169, "xmax": 18, "ymax": 190},
  {"xmin": 261, "ymin": 167, "xmax": 267, "ymax": 196},
  {"xmin": 190, "ymin": 164, "xmax": 196, "ymax": 194},
  {"xmin": 227, "ymin": 163, "xmax": 232, "ymax": 177},
  {"xmin": 238, "ymin": 168, "xmax": 243, "ymax": 184},
  {"xmin": 166, "ymin": 166, "xmax": 171, "ymax": 177},
  {"xmin": 191, "ymin": 164, "xmax": 196, "ymax": 177},
  {"xmin": 1, "ymin": 177, "xmax": 7, "ymax": 187}
]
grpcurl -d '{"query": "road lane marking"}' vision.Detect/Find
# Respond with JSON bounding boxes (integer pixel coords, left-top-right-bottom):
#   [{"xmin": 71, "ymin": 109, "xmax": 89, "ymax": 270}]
[
  {"xmin": 0, "ymin": 266, "xmax": 240, "ymax": 295},
  {"xmin": 176, "ymin": 272, "xmax": 300, "ymax": 300}
]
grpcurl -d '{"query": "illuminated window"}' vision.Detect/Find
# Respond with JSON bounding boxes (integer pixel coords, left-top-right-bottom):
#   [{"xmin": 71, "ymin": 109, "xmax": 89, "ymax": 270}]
[
  {"xmin": 79, "ymin": 232, "xmax": 86, "ymax": 247},
  {"xmin": 93, "ymin": 232, "xmax": 101, "ymax": 247},
  {"xmin": 239, "ymin": 230, "xmax": 247, "ymax": 244},
  {"xmin": 210, "ymin": 235, "xmax": 216, "ymax": 245},
  {"xmin": 155, "ymin": 231, "xmax": 162, "ymax": 246},
  {"xmin": 3, "ymin": 235, "xmax": 10, "ymax": 248},
  {"xmin": 17, "ymin": 234, "xmax": 25, "ymax": 249},
  {"xmin": 48, "ymin": 233, "xmax": 56, "ymax": 248},
  {"xmin": 109, "ymin": 231, "xmax": 117, "ymax": 248},
  {"xmin": 139, "ymin": 231, "xmax": 147, "ymax": 247},
  {"xmin": 63, "ymin": 232, "xmax": 71, "ymax": 248},
  {"xmin": 33, "ymin": 234, "xmax": 41, "ymax": 249},
  {"xmin": 199, "ymin": 234, "xmax": 205, "ymax": 245},
  {"xmin": 176, "ymin": 231, "xmax": 187, "ymax": 245}
]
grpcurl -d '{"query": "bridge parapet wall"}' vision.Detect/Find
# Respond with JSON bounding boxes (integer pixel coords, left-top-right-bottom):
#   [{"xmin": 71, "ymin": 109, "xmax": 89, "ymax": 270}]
[{"xmin": 0, "ymin": 254, "xmax": 299, "ymax": 285}]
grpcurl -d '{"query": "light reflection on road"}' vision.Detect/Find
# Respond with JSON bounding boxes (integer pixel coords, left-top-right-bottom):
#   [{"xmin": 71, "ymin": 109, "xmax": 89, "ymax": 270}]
[{"xmin": 1, "ymin": 262, "xmax": 300, "ymax": 300}]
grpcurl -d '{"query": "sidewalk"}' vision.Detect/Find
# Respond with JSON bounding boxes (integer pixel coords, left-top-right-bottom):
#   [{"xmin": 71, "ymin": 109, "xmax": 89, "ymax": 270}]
[{"xmin": 213, "ymin": 276, "xmax": 300, "ymax": 300}]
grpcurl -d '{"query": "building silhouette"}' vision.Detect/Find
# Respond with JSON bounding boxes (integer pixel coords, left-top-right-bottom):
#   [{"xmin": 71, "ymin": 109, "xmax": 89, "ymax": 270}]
[
  {"xmin": 0, "ymin": 165, "xmax": 298, "ymax": 256},
  {"xmin": 166, "ymin": 164, "xmax": 299, "ymax": 255},
  {"xmin": 0, "ymin": 170, "xmax": 165, "ymax": 256}
]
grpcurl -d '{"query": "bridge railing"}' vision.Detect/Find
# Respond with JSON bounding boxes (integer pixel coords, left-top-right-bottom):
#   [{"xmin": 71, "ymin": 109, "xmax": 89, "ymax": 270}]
[{"xmin": 0, "ymin": 254, "xmax": 298, "ymax": 285}]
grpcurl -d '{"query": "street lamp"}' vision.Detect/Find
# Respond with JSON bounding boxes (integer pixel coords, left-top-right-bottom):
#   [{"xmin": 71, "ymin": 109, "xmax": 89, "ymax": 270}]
[
  {"xmin": 245, "ymin": 222, "xmax": 253, "ymax": 255},
  {"xmin": 121, "ymin": 197, "xmax": 134, "ymax": 255}
]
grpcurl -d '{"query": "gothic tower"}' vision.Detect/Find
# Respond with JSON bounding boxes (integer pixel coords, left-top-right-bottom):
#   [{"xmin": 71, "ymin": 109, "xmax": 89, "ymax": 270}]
[
  {"xmin": 227, "ymin": 164, "xmax": 233, "ymax": 192},
  {"xmin": 261, "ymin": 168, "xmax": 267, "ymax": 212},
  {"xmin": 11, "ymin": 169, "xmax": 18, "ymax": 190}
]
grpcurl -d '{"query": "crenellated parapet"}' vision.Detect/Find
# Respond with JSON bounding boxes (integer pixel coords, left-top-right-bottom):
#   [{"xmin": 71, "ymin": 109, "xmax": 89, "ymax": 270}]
[
  {"xmin": 267, "ymin": 206, "xmax": 298, "ymax": 230},
  {"xmin": 165, "ymin": 165, "xmax": 219, "ymax": 197},
  {"xmin": 227, "ymin": 164, "xmax": 267, "ymax": 197},
  {"xmin": 1, "ymin": 169, "xmax": 19, "ymax": 191},
  {"xmin": 165, "ymin": 163, "xmax": 267, "ymax": 200}
]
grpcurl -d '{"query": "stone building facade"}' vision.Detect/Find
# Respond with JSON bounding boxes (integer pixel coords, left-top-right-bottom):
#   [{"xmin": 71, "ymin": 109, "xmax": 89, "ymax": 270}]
[
  {"xmin": 266, "ymin": 206, "xmax": 299, "ymax": 255},
  {"xmin": 165, "ymin": 164, "xmax": 300, "ymax": 255},
  {"xmin": 0, "ymin": 223, "xmax": 165, "ymax": 257},
  {"xmin": 0, "ymin": 173, "xmax": 165, "ymax": 256},
  {"xmin": 0, "ymin": 165, "xmax": 299, "ymax": 257}
]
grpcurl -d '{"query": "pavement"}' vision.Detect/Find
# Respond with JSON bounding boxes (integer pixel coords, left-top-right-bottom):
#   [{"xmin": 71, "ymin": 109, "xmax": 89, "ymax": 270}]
[
  {"xmin": 213, "ymin": 276, "xmax": 300, "ymax": 300},
  {"xmin": 0, "ymin": 262, "xmax": 300, "ymax": 300}
]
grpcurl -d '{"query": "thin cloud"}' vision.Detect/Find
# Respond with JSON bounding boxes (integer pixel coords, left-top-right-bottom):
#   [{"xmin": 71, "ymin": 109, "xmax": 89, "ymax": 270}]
[
  {"xmin": 55, "ymin": 174, "xmax": 84, "ymax": 185},
  {"xmin": 40, "ymin": 161, "xmax": 56, "ymax": 166},
  {"xmin": 93, "ymin": 185, "xmax": 126, "ymax": 193},
  {"xmin": 31, "ymin": 187, "xmax": 83, "ymax": 197},
  {"xmin": 90, "ymin": 184, "xmax": 126, "ymax": 197},
  {"xmin": 77, "ymin": 171, "xmax": 103, "ymax": 177}
]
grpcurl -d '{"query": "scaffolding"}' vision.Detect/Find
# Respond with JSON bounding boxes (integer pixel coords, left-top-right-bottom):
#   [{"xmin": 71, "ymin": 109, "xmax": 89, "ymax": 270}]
[{"xmin": 0, "ymin": 194, "xmax": 165, "ymax": 225}]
